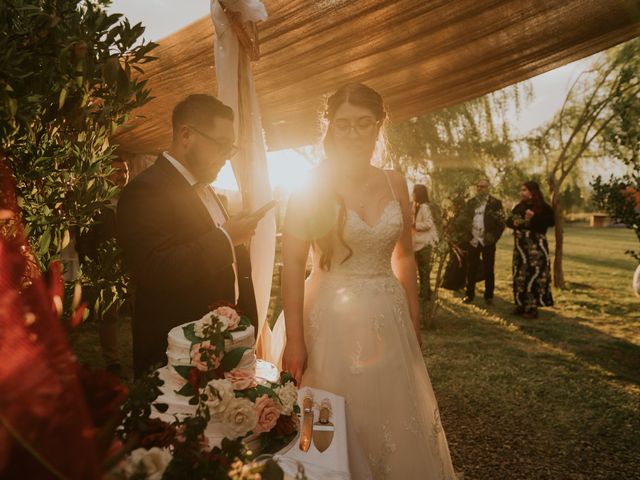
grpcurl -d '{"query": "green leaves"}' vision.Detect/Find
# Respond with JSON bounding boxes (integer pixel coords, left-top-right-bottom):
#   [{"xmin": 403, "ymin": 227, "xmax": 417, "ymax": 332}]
[
  {"xmin": 0, "ymin": 0, "xmax": 157, "ymax": 320},
  {"xmin": 220, "ymin": 347, "xmax": 251, "ymax": 371},
  {"xmin": 176, "ymin": 382, "xmax": 195, "ymax": 398},
  {"xmin": 173, "ymin": 365, "xmax": 193, "ymax": 381},
  {"xmin": 182, "ymin": 323, "xmax": 203, "ymax": 343}
]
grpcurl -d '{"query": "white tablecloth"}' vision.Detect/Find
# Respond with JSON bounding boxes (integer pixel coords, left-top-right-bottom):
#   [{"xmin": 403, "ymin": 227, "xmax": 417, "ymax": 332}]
[{"xmin": 272, "ymin": 387, "xmax": 355, "ymax": 480}]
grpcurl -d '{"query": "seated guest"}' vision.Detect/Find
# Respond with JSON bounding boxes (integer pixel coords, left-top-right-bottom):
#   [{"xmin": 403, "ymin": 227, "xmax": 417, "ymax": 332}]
[
  {"xmin": 117, "ymin": 94, "xmax": 263, "ymax": 378},
  {"xmin": 506, "ymin": 181, "xmax": 555, "ymax": 318}
]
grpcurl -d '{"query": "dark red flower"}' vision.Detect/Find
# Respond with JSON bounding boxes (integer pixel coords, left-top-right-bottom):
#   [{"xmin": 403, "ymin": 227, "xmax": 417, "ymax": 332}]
[
  {"xmin": 187, "ymin": 367, "xmax": 202, "ymax": 394},
  {"xmin": 272, "ymin": 413, "xmax": 299, "ymax": 437},
  {"xmin": 139, "ymin": 418, "xmax": 176, "ymax": 449},
  {"xmin": 77, "ymin": 365, "xmax": 128, "ymax": 428}
]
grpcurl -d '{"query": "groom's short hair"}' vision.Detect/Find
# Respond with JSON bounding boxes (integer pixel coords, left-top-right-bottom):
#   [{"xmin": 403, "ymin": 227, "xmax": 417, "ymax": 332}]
[{"xmin": 172, "ymin": 94, "xmax": 234, "ymax": 137}]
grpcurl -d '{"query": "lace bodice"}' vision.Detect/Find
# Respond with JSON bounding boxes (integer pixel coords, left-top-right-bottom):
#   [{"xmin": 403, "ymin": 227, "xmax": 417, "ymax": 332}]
[{"xmin": 311, "ymin": 199, "xmax": 403, "ymax": 278}]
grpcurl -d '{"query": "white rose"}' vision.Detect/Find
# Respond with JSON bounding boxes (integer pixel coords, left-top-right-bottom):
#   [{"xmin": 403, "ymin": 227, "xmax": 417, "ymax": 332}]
[
  {"xmin": 217, "ymin": 315, "xmax": 231, "ymax": 332},
  {"xmin": 194, "ymin": 314, "xmax": 213, "ymax": 338},
  {"xmin": 222, "ymin": 397, "xmax": 258, "ymax": 439},
  {"xmin": 123, "ymin": 447, "xmax": 172, "ymax": 480},
  {"xmin": 204, "ymin": 379, "xmax": 235, "ymax": 415},
  {"xmin": 212, "ymin": 306, "xmax": 241, "ymax": 331},
  {"xmin": 275, "ymin": 381, "xmax": 297, "ymax": 415}
]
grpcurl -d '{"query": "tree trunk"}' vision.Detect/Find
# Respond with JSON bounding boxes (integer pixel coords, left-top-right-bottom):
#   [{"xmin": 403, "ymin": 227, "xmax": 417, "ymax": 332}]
[
  {"xmin": 551, "ymin": 192, "xmax": 566, "ymax": 289},
  {"xmin": 424, "ymin": 249, "xmax": 447, "ymax": 329}
]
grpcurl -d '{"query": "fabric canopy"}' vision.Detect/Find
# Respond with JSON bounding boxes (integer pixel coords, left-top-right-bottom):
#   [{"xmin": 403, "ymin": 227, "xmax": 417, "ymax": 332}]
[{"xmin": 113, "ymin": 0, "xmax": 640, "ymax": 153}]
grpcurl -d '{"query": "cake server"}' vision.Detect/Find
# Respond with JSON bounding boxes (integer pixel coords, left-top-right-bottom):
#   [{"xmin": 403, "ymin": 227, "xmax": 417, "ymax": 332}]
[
  {"xmin": 299, "ymin": 392, "xmax": 314, "ymax": 452},
  {"xmin": 312, "ymin": 398, "xmax": 334, "ymax": 452}
]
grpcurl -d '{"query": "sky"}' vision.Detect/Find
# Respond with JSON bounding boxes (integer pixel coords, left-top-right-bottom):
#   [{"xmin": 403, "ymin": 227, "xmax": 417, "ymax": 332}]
[{"xmin": 107, "ymin": 1, "xmax": 604, "ymax": 192}]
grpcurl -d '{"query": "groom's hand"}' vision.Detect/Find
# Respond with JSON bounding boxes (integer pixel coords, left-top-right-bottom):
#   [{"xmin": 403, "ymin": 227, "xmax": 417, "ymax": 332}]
[{"xmin": 223, "ymin": 214, "xmax": 261, "ymax": 246}]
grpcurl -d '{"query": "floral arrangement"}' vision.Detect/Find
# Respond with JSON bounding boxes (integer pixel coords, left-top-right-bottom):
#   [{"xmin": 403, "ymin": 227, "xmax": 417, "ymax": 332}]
[
  {"xmin": 170, "ymin": 304, "xmax": 301, "ymax": 454},
  {"xmin": 173, "ymin": 305, "xmax": 255, "ymax": 401},
  {"xmin": 107, "ymin": 371, "xmax": 279, "ymax": 480}
]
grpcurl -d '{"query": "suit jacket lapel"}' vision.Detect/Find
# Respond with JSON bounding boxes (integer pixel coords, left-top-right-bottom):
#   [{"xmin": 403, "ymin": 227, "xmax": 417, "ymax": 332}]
[{"xmin": 209, "ymin": 187, "xmax": 230, "ymax": 221}]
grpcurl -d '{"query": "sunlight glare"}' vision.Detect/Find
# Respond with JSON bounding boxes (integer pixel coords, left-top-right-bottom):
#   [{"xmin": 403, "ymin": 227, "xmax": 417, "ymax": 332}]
[{"xmin": 212, "ymin": 148, "xmax": 315, "ymax": 193}]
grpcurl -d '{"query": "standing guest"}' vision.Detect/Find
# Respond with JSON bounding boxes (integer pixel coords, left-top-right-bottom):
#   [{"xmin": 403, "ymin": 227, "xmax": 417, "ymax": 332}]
[
  {"xmin": 117, "ymin": 94, "xmax": 264, "ymax": 378},
  {"xmin": 76, "ymin": 159, "xmax": 130, "ymax": 377},
  {"xmin": 506, "ymin": 181, "xmax": 555, "ymax": 318},
  {"xmin": 462, "ymin": 178, "xmax": 505, "ymax": 305},
  {"xmin": 412, "ymin": 184, "xmax": 439, "ymax": 321}
]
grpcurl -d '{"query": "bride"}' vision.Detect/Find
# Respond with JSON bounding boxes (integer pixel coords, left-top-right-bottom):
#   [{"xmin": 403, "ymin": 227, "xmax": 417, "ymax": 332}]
[{"xmin": 281, "ymin": 83, "xmax": 457, "ymax": 479}]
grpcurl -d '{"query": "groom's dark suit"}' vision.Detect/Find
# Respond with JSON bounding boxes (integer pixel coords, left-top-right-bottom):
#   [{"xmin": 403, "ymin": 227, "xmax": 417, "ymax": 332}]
[{"xmin": 117, "ymin": 155, "xmax": 257, "ymax": 378}]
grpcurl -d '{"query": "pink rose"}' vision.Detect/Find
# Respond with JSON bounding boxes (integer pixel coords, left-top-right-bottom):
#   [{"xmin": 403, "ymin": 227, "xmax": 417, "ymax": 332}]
[
  {"xmin": 253, "ymin": 394, "xmax": 281, "ymax": 434},
  {"xmin": 224, "ymin": 367, "xmax": 256, "ymax": 390},
  {"xmin": 190, "ymin": 341, "xmax": 221, "ymax": 372},
  {"xmin": 213, "ymin": 306, "xmax": 241, "ymax": 331}
]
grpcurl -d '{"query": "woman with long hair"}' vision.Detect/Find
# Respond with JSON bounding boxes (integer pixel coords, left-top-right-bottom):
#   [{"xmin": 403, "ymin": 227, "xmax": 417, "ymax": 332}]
[
  {"xmin": 412, "ymin": 184, "xmax": 439, "ymax": 321},
  {"xmin": 506, "ymin": 181, "xmax": 555, "ymax": 318},
  {"xmin": 281, "ymin": 83, "xmax": 457, "ymax": 479}
]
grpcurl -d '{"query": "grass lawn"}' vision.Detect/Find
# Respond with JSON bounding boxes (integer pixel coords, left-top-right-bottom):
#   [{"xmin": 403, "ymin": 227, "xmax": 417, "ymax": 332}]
[
  {"xmin": 425, "ymin": 223, "xmax": 640, "ymax": 479},
  {"xmin": 70, "ymin": 223, "xmax": 640, "ymax": 479}
]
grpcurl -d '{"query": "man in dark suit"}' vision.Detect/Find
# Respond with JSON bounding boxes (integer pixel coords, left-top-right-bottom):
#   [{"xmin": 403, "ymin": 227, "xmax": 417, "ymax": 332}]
[
  {"xmin": 462, "ymin": 178, "xmax": 505, "ymax": 305},
  {"xmin": 117, "ymin": 94, "xmax": 262, "ymax": 378}
]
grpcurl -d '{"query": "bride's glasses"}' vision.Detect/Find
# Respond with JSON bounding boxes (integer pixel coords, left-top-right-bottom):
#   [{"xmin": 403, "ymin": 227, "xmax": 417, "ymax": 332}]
[
  {"xmin": 332, "ymin": 117, "xmax": 379, "ymax": 137},
  {"xmin": 188, "ymin": 125, "xmax": 239, "ymax": 158}
]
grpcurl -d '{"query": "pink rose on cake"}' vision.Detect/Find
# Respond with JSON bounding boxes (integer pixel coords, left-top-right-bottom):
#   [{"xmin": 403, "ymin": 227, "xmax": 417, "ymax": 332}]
[
  {"xmin": 212, "ymin": 306, "xmax": 241, "ymax": 331},
  {"xmin": 190, "ymin": 341, "xmax": 221, "ymax": 371},
  {"xmin": 253, "ymin": 394, "xmax": 281, "ymax": 434},
  {"xmin": 222, "ymin": 397, "xmax": 258, "ymax": 438},
  {"xmin": 224, "ymin": 367, "xmax": 257, "ymax": 390}
]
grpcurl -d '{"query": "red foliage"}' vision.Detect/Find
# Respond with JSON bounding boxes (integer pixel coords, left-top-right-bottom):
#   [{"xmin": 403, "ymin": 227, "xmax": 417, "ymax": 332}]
[{"xmin": 0, "ymin": 162, "xmax": 101, "ymax": 479}]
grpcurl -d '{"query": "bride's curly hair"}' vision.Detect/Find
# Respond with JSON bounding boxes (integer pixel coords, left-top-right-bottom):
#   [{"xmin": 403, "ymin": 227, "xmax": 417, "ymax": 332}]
[{"xmin": 314, "ymin": 83, "xmax": 388, "ymax": 271}]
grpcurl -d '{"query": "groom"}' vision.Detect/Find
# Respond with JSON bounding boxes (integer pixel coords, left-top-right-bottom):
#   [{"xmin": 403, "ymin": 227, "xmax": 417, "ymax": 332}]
[{"xmin": 117, "ymin": 94, "xmax": 262, "ymax": 378}]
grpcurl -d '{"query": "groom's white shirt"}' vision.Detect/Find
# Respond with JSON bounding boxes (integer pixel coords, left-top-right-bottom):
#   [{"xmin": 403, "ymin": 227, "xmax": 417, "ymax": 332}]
[{"xmin": 163, "ymin": 151, "xmax": 239, "ymax": 303}]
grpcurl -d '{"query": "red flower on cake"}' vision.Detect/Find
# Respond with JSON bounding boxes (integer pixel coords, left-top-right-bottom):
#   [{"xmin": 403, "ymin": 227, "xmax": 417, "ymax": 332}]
[
  {"xmin": 224, "ymin": 367, "xmax": 256, "ymax": 391},
  {"xmin": 273, "ymin": 412, "xmax": 300, "ymax": 436},
  {"xmin": 187, "ymin": 367, "xmax": 203, "ymax": 394},
  {"xmin": 253, "ymin": 394, "xmax": 281, "ymax": 434}
]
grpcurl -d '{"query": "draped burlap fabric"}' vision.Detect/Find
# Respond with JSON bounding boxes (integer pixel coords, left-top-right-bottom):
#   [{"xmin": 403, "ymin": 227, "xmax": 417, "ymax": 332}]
[{"xmin": 113, "ymin": 0, "xmax": 640, "ymax": 154}]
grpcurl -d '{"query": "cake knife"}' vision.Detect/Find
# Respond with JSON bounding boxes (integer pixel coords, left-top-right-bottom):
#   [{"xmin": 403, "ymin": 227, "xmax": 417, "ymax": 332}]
[
  {"xmin": 299, "ymin": 392, "xmax": 314, "ymax": 452},
  {"xmin": 312, "ymin": 398, "xmax": 334, "ymax": 452}
]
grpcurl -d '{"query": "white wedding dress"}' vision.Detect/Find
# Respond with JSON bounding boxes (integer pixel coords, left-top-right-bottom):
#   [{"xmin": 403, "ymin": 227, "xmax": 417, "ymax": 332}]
[{"xmin": 300, "ymin": 172, "xmax": 457, "ymax": 479}]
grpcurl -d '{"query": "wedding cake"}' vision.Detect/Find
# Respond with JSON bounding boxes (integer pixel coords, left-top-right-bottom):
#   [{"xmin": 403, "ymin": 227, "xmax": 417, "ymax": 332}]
[{"xmin": 151, "ymin": 305, "xmax": 298, "ymax": 450}]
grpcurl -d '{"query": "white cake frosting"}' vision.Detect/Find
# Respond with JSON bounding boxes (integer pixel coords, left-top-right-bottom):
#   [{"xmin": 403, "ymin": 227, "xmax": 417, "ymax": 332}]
[
  {"xmin": 151, "ymin": 317, "xmax": 280, "ymax": 447},
  {"xmin": 165, "ymin": 321, "xmax": 257, "ymax": 384}
]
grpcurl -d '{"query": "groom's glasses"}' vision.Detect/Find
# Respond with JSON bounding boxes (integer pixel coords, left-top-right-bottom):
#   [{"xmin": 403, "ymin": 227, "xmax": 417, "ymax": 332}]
[
  {"xmin": 188, "ymin": 125, "xmax": 239, "ymax": 158},
  {"xmin": 332, "ymin": 117, "xmax": 380, "ymax": 137}
]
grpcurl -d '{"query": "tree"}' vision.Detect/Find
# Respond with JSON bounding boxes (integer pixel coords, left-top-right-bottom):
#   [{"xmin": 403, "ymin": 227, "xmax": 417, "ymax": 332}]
[
  {"xmin": 1, "ymin": 0, "xmax": 156, "ymax": 315},
  {"xmin": 386, "ymin": 84, "xmax": 532, "ymax": 324},
  {"xmin": 527, "ymin": 39, "xmax": 640, "ymax": 288},
  {"xmin": 387, "ymin": 84, "xmax": 532, "ymax": 185},
  {"xmin": 592, "ymin": 39, "xmax": 640, "ymax": 260}
]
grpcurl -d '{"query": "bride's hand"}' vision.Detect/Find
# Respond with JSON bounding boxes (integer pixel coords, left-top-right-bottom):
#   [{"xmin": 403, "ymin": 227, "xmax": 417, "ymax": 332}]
[{"xmin": 282, "ymin": 340, "xmax": 308, "ymax": 386}]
